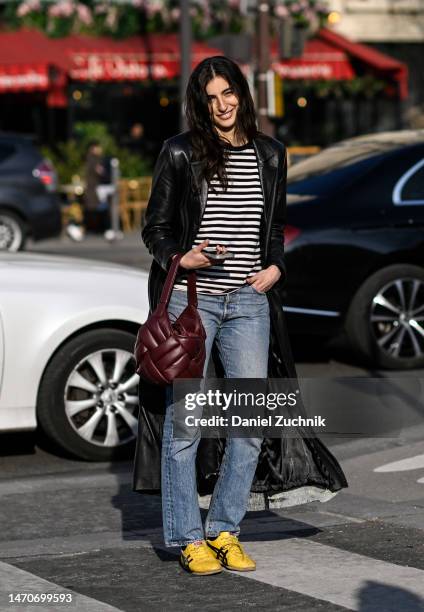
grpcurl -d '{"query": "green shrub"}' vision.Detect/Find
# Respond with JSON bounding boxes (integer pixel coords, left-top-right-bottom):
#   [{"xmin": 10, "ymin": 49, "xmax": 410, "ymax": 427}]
[{"xmin": 42, "ymin": 121, "xmax": 152, "ymax": 185}]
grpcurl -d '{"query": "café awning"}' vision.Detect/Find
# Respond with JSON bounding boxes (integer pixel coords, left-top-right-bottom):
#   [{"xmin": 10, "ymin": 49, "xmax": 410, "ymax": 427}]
[
  {"xmin": 0, "ymin": 28, "xmax": 223, "ymax": 105},
  {"xmin": 0, "ymin": 26, "xmax": 408, "ymax": 104},
  {"xmin": 53, "ymin": 32, "xmax": 222, "ymax": 81},
  {"xmin": 319, "ymin": 27, "xmax": 408, "ymax": 99},
  {"xmin": 271, "ymin": 27, "xmax": 408, "ymax": 98},
  {"xmin": 271, "ymin": 37, "xmax": 355, "ymax": 80}
]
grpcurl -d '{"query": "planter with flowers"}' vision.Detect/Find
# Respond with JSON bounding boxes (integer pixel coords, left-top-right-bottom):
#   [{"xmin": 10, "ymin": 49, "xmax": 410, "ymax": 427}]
[
  {"xmin": 273, "ymin": 1, "xmax": 329, "ymax": 34},
  {"xmin": 4, "ymin": 0, "xmax": 95, "ymax": 37},
  {"xmin": 3, "ymin": 0, "xmax": 251, "ymax": 39},
  {"xmin": 3, "ymin": 0, "xmax": 327, "ymax": 46},
  {"xmin": 3, "ymin": 0, "xmax": 48, "ymax": 31},
  {"xmin": 272, "ymin": 1, "xmax": 329, "ymax": 58}
]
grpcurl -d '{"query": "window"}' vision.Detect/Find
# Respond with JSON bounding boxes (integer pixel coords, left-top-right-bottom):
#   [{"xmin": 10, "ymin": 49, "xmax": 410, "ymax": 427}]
[{"xmin": 392, "ymin": 159, "xmax": 424, "ymax": 205}]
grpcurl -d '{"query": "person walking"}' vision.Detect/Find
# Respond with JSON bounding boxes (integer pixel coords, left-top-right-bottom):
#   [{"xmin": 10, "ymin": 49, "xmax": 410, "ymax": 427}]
[
  {"xmin": 133, "ymin": 56, "xmax": 348, "ymax": 576},
  {"xmin": 78, "ymin": 140, "xmax": 117, "ymax": 241}
]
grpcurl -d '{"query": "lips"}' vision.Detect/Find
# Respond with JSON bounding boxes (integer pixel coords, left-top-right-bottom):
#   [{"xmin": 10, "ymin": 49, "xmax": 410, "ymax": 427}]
[{"xmin": 218, "ymin": 110, "xmax": 233, "ymax": 119}]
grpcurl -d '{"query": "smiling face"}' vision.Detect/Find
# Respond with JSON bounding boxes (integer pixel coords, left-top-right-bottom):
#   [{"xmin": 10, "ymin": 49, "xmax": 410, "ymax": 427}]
[{"xmin": 206, "ymin": 75, "xmax": 240, "ymax": 135}]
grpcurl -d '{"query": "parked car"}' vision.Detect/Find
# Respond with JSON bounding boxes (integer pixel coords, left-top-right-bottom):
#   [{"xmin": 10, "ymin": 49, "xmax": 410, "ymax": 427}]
[
  {"xmin": 0, "ymin": 133, "xmax": 61, "ymax": 252},
  {"xmin": 284, "ymin": 129, "xmax": 424, "ymax": 370},
  {"xmin": 0, "ymin": 253, "xmax": 148, "ymax": 460}
]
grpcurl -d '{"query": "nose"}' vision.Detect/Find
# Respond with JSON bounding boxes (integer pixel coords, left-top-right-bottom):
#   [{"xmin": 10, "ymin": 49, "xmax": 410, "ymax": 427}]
[{"xmin": 216, "ymin": 96, "xmax": 228, "ymax": 112}]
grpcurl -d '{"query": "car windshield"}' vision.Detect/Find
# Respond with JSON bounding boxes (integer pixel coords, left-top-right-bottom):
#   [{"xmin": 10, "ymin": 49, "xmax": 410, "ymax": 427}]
[{"xmin": 287, "ymin": 131, "xmax": 424, "ymax": 194}]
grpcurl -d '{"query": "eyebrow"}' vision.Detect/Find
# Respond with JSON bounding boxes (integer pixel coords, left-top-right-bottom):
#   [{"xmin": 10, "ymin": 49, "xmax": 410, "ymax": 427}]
[{"xmin": 207, "ymin": 87, "xmax": 233, "ymax": 98}]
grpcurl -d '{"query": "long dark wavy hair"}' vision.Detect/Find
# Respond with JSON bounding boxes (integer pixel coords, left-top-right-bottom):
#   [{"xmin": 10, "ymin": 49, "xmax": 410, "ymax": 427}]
[{"xmin": 185, "ymin": 56, "xmax": 261, "ymax": 192}]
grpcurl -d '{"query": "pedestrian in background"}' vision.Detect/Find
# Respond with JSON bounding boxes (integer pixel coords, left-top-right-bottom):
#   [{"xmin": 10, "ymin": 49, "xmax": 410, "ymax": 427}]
[{"xmin": 71, "ymin": 140, "xmax": 116, "ymax": 242}]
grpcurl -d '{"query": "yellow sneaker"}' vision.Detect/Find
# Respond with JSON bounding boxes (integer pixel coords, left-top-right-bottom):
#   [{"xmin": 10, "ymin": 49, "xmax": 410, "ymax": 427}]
[
  {"xmin": 206, "ymin": 532, "xmax": 256, "ymax": 571},
  {"xmin": 179, "ymin": 541, "xmax": 223, "ymax": 575}
]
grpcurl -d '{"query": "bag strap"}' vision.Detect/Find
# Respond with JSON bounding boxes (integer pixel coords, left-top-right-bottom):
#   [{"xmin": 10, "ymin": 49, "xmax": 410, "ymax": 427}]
[{"xmin": 158, "ymin": 253, "xmax": 198, "ymax": 310}]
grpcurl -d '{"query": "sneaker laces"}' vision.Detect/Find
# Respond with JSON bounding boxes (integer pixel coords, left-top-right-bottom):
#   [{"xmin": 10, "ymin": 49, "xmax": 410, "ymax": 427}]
[
  {"xmin": 186, "ymin": 541, "xmax": 212, "ymax": 561},
  {"xmin": 217, "ymin": 534, "xmax": 244, "ymax": 557}
]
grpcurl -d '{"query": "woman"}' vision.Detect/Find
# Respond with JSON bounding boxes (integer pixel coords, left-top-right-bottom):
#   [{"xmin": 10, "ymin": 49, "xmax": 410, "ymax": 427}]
[{"xmin": 133, "ymin": 56, "xmax": 348, "ymax": 576}]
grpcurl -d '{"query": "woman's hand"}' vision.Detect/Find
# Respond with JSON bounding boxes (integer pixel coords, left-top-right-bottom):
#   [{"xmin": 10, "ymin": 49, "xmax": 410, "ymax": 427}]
[
  {"xmin": 246, "ymin": 265, "xmax": 282, "ymax": 293},
  {"xmin": 179, "ymin": 239, "xmax": 227, "ymax": 270}
]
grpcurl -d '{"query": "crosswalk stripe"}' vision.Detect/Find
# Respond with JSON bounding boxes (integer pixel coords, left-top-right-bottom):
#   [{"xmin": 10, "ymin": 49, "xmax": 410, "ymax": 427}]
[
  {"xmin": 374, "ymin": 454, "xmax": 424, "ymax": 472},
  {"xmin": 237, "ymin": 538, "xmax": 424, "ymax": 611},
  {"xmin": 0, "ymin": 561, "xmax": 122, "ymax": 612}
]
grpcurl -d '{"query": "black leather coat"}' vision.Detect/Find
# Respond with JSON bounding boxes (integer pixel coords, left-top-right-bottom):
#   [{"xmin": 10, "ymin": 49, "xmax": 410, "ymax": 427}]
[{"xmin": 133, "ymin": 130, "xmax": 348, "ymax": 506}]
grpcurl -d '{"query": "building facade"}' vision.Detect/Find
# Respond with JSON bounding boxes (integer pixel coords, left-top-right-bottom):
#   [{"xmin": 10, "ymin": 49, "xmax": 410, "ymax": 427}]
[{"xmin": 328, "ymin": 0, "xmax": 424, "ymax": 125}]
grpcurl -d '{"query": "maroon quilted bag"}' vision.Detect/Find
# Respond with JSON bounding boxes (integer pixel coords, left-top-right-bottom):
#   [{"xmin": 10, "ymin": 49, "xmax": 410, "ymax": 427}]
[{"xmin": 134, "ymin": 253, "xmax": 206, "ymax": 385}]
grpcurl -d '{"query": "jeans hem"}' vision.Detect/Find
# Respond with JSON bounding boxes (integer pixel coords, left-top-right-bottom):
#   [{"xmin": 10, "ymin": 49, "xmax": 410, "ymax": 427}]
[
  {"xmin": 164, "ymin": 538, "xmax": 205, "ymax": 548},
  {"xmin": 205, "ymin": 529, "xmax": 241, "ymax": 539}
]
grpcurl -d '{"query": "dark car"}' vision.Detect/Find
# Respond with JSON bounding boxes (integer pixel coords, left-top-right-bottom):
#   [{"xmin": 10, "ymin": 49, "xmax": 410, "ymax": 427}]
[
  {"xmin": 284, "ymin": 130, "xmax": 424, "ymax": 370},
  {"xmin": 0, "ymin": 133, "xmax": 61, "ymax": 251}
]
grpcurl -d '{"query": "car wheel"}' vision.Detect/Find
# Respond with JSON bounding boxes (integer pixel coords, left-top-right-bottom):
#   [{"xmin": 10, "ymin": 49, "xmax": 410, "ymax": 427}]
[
  {"xmin": 345, "ymin": 264, "xmax": 424, "ymax": 370},
  {"xmin": 0, "ymin": 210, "xmax": 27, "ymax": 251},
  {"xmin": 37, "ymin": 328, "xmax": 139, "ymax": 460}
]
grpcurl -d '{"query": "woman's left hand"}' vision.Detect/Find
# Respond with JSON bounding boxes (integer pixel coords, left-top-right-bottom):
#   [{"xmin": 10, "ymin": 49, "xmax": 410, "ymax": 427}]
[{"xmin": 246, "ymin": 265, "xmax": 282, "ymax": 293}]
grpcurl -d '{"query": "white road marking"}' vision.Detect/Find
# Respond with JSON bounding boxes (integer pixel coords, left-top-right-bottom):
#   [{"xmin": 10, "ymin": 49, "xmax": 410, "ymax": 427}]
[
  {"xmin": 237, "ymin": 538, "xmax": 424, "ymax": 612},
  {"xmin": 374, "ymin": 454, "xmax": 424, "ymax": 473},
  {"xmin": 0, "ymin": 561, "xmax": 122, "ymax": 612}
]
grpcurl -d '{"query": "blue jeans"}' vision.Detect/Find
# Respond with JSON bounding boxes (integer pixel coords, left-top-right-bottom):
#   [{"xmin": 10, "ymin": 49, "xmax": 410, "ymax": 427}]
[{"xmin": 161, "ymin": 282, "xmax": 270, "ymax": 547}]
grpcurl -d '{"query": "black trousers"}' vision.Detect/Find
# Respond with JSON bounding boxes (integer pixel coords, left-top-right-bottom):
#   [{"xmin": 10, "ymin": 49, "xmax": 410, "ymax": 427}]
[{"xmin": 83, "ymin": 207, "xmax": 111, "ymax": 233}]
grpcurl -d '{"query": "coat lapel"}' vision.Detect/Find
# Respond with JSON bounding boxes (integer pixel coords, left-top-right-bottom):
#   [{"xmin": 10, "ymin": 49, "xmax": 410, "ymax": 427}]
[
  {"xmin": 252, "ymin": 135, "xmax": 278, "ymax": 228},
  {"xmin": 189, "ymin": 160, "xmax": 208, "ymax": 222}
]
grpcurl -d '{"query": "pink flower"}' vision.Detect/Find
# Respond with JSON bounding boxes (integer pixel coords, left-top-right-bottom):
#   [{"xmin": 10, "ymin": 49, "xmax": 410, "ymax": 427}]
[
  {"xmin": 105, "ymin": 7, "xmax": 118, "ymax": 28},
  {"xmin": 49, "ymin": 1, "xmax": 75, "ymax": 19},
  {"xmin": 77, "ymin": 3, "xmax": 93, "ymax": 25},
  {"xmin": 145, "ymin": 0, "xmax": 163, "ymax": 17},
  {"xmin": 17, "ymin": 0, "xmax": 41, "ymax": 16},
  {"xmin": 64, "ymin": 1, "xmax": 75, "ymax": 18},
  {"xmin": 17, "ymin": 3, "xmax": 30, "ymax": 17},
  {"xmin": 274, "ymin": 4, "xmax": 290, "ymax": 18},
  {"xmin": 48, "ymin": 4, "xmax": 61, "ymax": 18},
  {"xmin": 94, "ymin": 4, "xmax": 108, "ymax": 15},
  {"xmin": 290, "ymin": 3, "xmax": 302, "ymax": 13},
  {"xmin": 48, "ymin": 4, "xmax": 60, "ymax": 17},
  {"xmin": 170, "ymin": 7, "xmax": 181, "ymax": 20}
]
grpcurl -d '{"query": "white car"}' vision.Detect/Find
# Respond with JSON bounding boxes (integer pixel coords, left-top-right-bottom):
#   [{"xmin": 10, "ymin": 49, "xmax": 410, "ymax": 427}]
[{"xmin": 0, "ymin": 253, "xmax": 149, "ymax": 460}]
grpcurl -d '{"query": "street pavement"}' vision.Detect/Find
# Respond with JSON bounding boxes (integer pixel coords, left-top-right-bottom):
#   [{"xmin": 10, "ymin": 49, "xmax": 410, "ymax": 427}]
[{"xmin": 0, "ymin": 231, "xmax": 423, "ymax": 612}]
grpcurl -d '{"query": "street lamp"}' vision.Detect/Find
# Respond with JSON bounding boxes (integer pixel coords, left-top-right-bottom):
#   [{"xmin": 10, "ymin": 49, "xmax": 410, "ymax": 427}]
[
  {"xmin": 277, "ymin": 15, "xmax": 310, "ymax": 60},
  {"xmin": 257, "ymin": 1, "xmax": 274, "ymax": 135},
  {"xmin": 179, "ymin": 0, "xmax": 191, "ymax": 132}
]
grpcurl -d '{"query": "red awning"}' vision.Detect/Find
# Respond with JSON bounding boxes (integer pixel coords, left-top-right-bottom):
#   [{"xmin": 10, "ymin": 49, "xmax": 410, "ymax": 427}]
[
  {"xmin": 0, "ymin": 27, "xmax": 408, "ymax": 104},
  {"xmin": 0, "ymin": 63, "xmax": 50, "ymax": 93},
  {"xmin": 270, "ymin": 27, "xmax": 408, "ymax": 98},
  {"xmin": 271, "ymin": 37, "xmax": 355, "ymax": 80},
  {"xmin": 319, "ymin": 28, "xmax": 408, "ymax": 99},
  {"xmin": 56, "ymin": 33, "xmax": 222, "ymax": 81},
  {"xmin": 0, "ymin": 29, "xmax": 64, "ymax": 99},
  {"xmin": 0, "ymin": 28, "xmax": 223, "ymax": 104}
]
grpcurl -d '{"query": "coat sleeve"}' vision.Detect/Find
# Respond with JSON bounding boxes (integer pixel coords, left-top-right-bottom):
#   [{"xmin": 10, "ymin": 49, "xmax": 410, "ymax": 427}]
[
  {"xmin": 141, "ymin": 140, "xmax": 185, "ymax": 272},
  {"xmin": 266, "ymin": 146, "xmax": 288, "ymax": 288}
]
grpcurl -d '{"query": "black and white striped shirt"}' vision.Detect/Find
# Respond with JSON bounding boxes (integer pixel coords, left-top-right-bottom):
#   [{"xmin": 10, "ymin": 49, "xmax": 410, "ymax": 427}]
[{"xmin": 173, "ymin": 141, "xmax": 264, "ymax": 295}]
